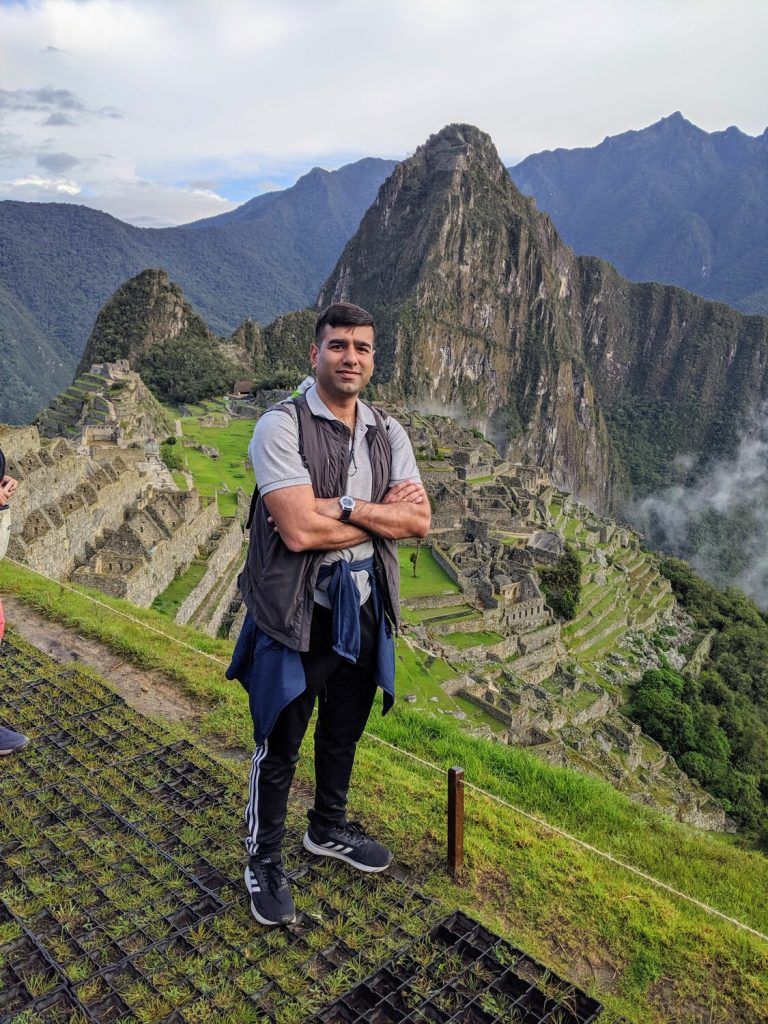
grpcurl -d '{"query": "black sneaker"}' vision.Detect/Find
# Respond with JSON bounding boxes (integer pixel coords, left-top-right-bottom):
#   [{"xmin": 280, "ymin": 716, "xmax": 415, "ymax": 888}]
[
  {"xmin": 244, "ymin": 855, "xmax": 296, "ymax": 926},
  {"xmin": 302, "ymin": 820, "xmax": 392, "ymax": 873}
]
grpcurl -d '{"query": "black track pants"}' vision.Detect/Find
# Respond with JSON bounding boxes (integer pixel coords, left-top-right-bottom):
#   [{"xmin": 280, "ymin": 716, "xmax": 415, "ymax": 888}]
[{"xmin": 244, "ymin": 600, "xmax": 378, "ymax": 858}]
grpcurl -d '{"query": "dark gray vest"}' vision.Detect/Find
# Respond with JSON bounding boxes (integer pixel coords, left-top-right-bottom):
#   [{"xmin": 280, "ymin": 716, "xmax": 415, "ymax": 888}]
[{"xmin": 239, "ymin": 395, "xmax": 401, "ymax": 651}]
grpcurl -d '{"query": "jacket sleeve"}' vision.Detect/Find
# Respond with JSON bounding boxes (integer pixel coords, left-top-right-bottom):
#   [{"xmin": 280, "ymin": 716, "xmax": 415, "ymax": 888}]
[{"xmin": 0, "ymin": 508, "xmax": 10, "ymax": 561}]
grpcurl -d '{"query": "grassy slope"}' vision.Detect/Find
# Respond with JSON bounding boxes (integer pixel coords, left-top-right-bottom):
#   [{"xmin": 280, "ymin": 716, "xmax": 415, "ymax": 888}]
[
  {"xmin": 151, "ymin": 559, "xmax": 208, "ymax": 618},
  {"xmin": 171, "ymin": 402, "xmax": 256, "ymax": 517},
  {"xmin": 398, "ymin": 546, "xmax": 460, "ymax": 600},
  {"xmin": 2, "ymin": 560, "xmax": 767, "ymax": 1022}
]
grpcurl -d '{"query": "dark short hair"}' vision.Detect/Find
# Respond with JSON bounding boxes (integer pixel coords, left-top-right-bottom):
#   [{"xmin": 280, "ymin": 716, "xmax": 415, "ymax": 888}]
[{"xmin": 314, "ymin": 302, "xmax": 375, "ymax": 345}]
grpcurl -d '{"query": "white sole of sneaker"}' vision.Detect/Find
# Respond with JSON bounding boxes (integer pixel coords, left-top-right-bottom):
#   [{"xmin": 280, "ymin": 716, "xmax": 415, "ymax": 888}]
[
  {"xmin": 302, "ymin": 831, "xmax": 392, "ymax": 873},
  {"xmin": 0, "ymin": 738, "xmax": 29, "ymax": 756},
  {"xmin": 243, "ymin": 866, "xmax": 295, "ymax": 927}
]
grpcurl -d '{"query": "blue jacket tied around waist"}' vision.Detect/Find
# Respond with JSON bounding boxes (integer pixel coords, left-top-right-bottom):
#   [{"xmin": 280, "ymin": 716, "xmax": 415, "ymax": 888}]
[{"xmin": 226, "ymin": 556, "xmax": 395, "ymax": 743}]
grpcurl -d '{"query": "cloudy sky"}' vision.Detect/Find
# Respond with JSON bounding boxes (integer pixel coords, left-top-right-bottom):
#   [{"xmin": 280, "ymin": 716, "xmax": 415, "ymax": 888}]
[{"xmin": 1, "ymin": 0, "xmax": 766, "ymax": 226}]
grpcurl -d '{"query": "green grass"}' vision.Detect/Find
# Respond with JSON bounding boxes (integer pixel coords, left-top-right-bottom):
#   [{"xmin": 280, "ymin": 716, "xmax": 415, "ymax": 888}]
[
  {"xmin": 173, "ymin": 412, "xmax": 256, "ymax": 516},
  {"xmin": 3, "ymin": 561, "xmax": 768, "ymax": 1022},
  {"xmin": 151, "ymin": 559, "xmax": 208, "ymax": 618},
  {"xmin": 171, "ymin": 471, "xmax": 188, "ymax": 490},
  {"xmin": 398, "ymin": 546, "xmax": 460, "ymax": 600},
  {"xmin": 441, "ymin": 630, "xmax": 504, "ymax": 649},
  {"xmin": 393, "ymin": 637, "xmax": 500, "ymax": 730},
  {"xmin": 400, "ymin": 603, "xmax": 477, "ymax": 625}
]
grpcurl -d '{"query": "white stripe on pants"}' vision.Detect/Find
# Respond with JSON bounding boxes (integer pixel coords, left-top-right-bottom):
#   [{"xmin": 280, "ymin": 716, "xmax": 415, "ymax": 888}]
[{"xmin": 244, "ymin": 740, "xmax": 268, "ymax": 857}]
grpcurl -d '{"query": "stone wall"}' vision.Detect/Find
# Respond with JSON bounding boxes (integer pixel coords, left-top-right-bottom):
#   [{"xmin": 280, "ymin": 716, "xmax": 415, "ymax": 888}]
[
  {"xmin": 175, "ymin": 518, "xmax": 244, "ymax": 625},
  {"xmin": 684, "ymin": 629, "xmax": 716, "ymax": 677},
  {"xmin": 401, "ymin": 592, "xmax": 468, "ymax": 611},
  {"xmin": 0, "ymin": 424, "xmax": 41, "ymax": 462},
  {"xmin": 7, "ymin": 439, "xmax": 147, "ymax": 581},
  {"xmin": 517, "ymin": 622, "xmax": 561, "ymax": 654},
  {"xmin": 73, "ymin": 493, "xmax": 221, "ymax": 607}
]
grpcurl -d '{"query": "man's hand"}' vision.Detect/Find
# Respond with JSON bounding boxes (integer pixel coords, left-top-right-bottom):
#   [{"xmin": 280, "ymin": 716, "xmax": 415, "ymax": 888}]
[
  {"xmin": 313, "ymin": 482, "xmax": 427, "ymax": 522},
  {"xmin": 263, "ymin": 485, "xmax": 370, "ymax": 552},
  {"xmin": 382, "ymin": 481, "xmax": 428, "ymax": 505},
  {"xmin": 314, "ymin": 497, "xmax": 344, "ymax": 520},
  {"xmin": 0, "ymin": 476, "xmax": 18, "ymax": 505},
  {"xmin": 336, "ymin": 481, "xmax": 430, "ymax": 540}
]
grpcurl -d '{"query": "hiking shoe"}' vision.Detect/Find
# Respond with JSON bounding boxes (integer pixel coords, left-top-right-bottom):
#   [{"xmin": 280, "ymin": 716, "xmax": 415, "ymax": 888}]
[
  {"xmin": 244, "ymin": 855, "xmax": 295, "ymax": 926},
  {"xmin": 303, "ymin": 820, "xmax": 392, "ymax": 873},
  {"xmin": 0, "ymin": 726, "xmax": 29, "ymax": 756}
]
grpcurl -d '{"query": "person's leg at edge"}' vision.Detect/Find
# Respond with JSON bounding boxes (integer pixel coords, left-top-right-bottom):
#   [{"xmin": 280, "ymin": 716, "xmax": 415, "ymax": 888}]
[
  {"xmin": 303, "ymin": 599, "xmax": 393, "ymax": 872},
  {"xmin": 0, "ymin": 598, "xmax": 30, "ymax": 756}
]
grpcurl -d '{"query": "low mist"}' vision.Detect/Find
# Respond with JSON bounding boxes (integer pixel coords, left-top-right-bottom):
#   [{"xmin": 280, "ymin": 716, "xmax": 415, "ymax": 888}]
[{"xmin": 633, "ymin": 404, "xmax": 768, "ymax": 609}]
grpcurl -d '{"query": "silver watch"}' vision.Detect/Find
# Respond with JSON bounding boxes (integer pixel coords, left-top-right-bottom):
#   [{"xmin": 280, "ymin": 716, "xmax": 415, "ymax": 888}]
[{"xmin": 339, "ymin": 495, "xmax": 356, "ymax": 522}]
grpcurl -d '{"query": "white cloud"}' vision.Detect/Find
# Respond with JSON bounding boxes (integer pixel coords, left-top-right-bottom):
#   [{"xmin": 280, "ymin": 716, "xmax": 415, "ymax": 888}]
[
  {"xmin": 81, "ymin": 181, "xmax": 236, "ymax": 226},
  {"xmin": 0, "ymin": 0, "xmax": 766, "ymax": 222},
  {"xmin": 5, "ymin": 174, "xmax": 81, "ymax": 195}
]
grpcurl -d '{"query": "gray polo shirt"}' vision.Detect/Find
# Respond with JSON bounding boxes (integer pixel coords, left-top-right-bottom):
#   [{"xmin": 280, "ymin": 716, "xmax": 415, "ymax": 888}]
[{"xmin": 249, "ymin": 385, "xmax": 421, "ymax": 607}]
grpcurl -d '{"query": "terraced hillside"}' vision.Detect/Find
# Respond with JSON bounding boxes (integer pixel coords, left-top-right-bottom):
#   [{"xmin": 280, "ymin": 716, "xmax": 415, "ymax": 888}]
[{"xmin": 384, "ymin": 414, "xmax": 722, "ymax": 828}]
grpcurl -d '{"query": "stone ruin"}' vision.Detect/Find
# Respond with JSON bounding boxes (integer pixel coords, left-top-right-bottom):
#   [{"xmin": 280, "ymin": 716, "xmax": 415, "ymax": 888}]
[
  {"xmin": 0, "ymin": 417, "xmax": 243, "ymax": 623},
  {"xmin": 389, "ymin": 410, "xmax": 723, "ymax": 830}
]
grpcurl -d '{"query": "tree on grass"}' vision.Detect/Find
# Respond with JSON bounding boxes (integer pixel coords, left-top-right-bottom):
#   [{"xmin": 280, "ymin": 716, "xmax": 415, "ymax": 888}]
[{"xmin": 539, "ymin": 544, "xmax": 581, "ymax": 620}]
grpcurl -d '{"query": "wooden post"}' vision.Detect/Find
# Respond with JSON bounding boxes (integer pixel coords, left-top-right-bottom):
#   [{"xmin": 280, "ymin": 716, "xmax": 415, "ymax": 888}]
[{"xmin": 448, "ymin": 766, "xmax": 464, "ymax": 879}]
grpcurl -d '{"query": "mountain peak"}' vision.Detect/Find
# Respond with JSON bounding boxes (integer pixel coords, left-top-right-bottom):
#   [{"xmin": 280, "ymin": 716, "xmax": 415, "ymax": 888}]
[
  {"xmin": 416, "ymin": 122, "xmax": 503, "ymax": 175},
  {"xmin": 317, "ymin": 124, "xmax": 524, "ymax": 316}
]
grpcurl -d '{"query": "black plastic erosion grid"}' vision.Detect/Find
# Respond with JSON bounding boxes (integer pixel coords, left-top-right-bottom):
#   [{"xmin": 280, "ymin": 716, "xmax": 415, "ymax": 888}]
[
  {"xmin": 308, "ymin": 911, "xmax": 603, "ymax": 1024},
  {"xmin": 0, "ymin": 631, "xmax": 608, "ymax": 1024}
]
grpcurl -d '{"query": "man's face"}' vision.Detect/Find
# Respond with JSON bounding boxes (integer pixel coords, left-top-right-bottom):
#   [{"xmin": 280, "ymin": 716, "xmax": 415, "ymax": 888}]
[{"xmin": 310, "ymin": 324, "xmax": 375, "ymax": 400}]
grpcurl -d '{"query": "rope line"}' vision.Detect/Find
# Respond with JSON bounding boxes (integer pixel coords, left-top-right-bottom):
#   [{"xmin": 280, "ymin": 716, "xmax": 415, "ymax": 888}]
[{"xmin": 4, "ymin": 557, "xmax": 767, "ymax": 944}]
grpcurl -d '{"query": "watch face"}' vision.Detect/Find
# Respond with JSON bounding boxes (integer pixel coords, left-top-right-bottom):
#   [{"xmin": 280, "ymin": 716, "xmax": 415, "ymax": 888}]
[{"xmin": 340, "ymin": 496, "xmax": 355, "ymax": 510}]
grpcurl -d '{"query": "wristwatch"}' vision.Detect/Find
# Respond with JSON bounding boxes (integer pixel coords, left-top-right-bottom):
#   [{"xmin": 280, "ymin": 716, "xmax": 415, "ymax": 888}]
[{"xmin": 339, "ymin": 495, "xmax": 356, "ymax": 522}]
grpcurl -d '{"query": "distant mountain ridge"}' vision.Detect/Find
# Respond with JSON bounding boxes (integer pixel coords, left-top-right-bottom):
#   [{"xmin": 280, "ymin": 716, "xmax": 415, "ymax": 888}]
[
  {"xmin": 0, "ymin": 157, "xmax": 395, "ymax": 423},
  {"xmin": 510, "ymin": 112, "xmax": 768, "ymax": 314}
]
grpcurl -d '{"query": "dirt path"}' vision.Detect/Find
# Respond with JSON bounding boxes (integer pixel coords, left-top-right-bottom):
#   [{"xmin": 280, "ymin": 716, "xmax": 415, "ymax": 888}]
[{"xmin": 3, "ymin": 595, "xmax": 200, "ymax": 723}]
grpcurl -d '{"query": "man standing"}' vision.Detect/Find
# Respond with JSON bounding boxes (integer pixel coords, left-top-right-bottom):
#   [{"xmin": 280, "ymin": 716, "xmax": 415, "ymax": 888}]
[{"xmin": 228, "ymin": 302, "xmax": 430, "ymax": 926}]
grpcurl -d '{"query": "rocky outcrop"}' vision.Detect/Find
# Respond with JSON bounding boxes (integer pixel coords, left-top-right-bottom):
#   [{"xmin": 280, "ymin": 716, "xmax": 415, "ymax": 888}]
[
  {"xmin": 228, "ymin": 318, "xmax": 264, "ymax": 364},
  {"xmin": 75, "ymin": 270, "xmax": 249, "ymax": 405}
]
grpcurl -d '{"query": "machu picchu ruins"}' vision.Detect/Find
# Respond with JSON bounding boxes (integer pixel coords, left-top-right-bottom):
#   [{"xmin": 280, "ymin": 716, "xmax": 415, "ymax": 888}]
[{"xmin": 0, "ymin": 367, "xmax": 727, "ymax": 832}]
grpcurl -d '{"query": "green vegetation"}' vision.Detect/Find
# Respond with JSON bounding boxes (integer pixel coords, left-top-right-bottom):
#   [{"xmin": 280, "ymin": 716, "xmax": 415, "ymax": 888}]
[
  {"xmin": 160, "ymin": 438, "xmax": 183, "ymax": 472},
  {"xmin": 174, "ymin": 411, "xmax": 256, "ymax": 516},
  {"xmin": 151, "ymin": 559, "xmax": 208, "ymax": 618},
  {"xmin": 441, "ymin": 630, "xmax": 504, "ymax": 649},
  {"xmin": 2, "ymin": 560, "xmax": 768, "ymax": 1021},
  {"xmin": 142, "ymin": 333, "xmax": 241, "ymax": 404},
  {"xmin": 651, "ymin": 557, "xmax": 768, "ymax": 845},
  {"xmin": 539, "ymin": 543, "xmax": 582, "ymax": 620},
  {"xmin": 398, "ymin": 545, "xmax": 460, "ymax": 600}
]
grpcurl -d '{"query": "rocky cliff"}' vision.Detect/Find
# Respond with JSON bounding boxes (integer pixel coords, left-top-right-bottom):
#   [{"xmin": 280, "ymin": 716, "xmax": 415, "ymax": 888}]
[{"xmin": 318, "ymin": 124, "xmax": 768, "ymax": 510}]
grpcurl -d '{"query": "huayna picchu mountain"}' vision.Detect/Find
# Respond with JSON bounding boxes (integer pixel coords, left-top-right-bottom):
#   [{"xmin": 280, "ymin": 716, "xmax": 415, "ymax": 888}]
[{"xmin": 318, "ymin": 123, "xmax": 768, "ymax": 512}]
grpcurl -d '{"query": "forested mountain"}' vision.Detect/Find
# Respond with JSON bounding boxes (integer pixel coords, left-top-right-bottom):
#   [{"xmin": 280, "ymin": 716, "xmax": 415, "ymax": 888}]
[
  {"xmin": 510, "ymin": 112, "xmax": 768, "ymax": 314},
  {"xmin": 0, "ymin": 157, "xmax": 395, "ymax": 423},
  {"xmin": 319, "ymin": 123, "xmax": 768, "ymax": 511}
]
